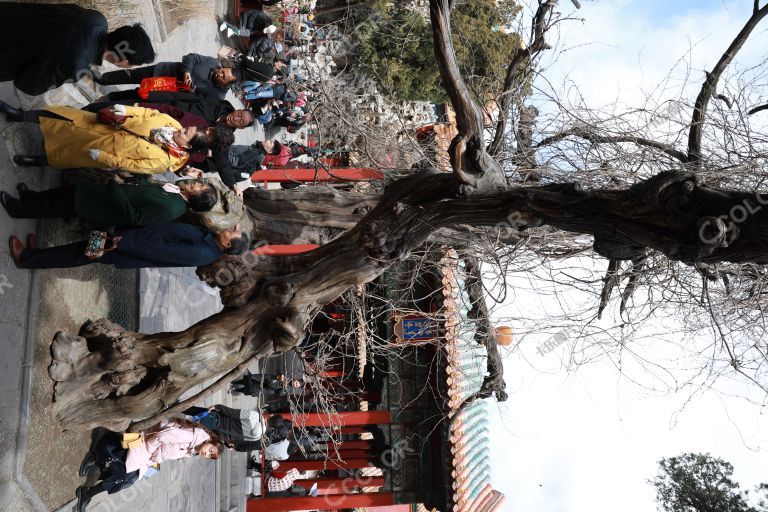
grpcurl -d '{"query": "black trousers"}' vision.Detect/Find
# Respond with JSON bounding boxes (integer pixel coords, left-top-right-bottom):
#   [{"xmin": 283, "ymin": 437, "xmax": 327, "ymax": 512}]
[
  {"xmin": 93, "ymin": 431, "xmax": 140, "ymax": 495},
  {"xmin": 231, "ymin": 374, "xmax": 280, "ymax": 397},
  {"xmin": 3, "ymin": 185, "xmax": 76, "ymax": 218},
  {"xmin": 99, "ymin": 64, "xmax": 160, "ymax": 85},
  {"xmin": 20, "ymin": 241, "xmax": 113, "ymax": 269}
]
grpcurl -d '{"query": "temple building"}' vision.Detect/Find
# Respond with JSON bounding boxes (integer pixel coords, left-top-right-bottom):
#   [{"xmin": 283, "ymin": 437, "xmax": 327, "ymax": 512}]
[{"xmin": 246, "ymin": 250, "xmax": 507, "ymax": 512}]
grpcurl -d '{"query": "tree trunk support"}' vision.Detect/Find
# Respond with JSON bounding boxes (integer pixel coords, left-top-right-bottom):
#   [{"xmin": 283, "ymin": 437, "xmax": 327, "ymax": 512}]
[{"xmin": 252, "ymin": 244, "xmax": 319, "ymax": 255}]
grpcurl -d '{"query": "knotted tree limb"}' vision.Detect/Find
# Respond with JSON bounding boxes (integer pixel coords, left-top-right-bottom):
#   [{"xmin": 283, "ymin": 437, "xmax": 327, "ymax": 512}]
[
  {"xmin": 128, "ymin": 353, "xmax": 258, "ymax": 432},
  {"xmin": 462, "ymin": 256, "xmax": 508, "ymax": 402},
  {"xmin": 687, "ymin": 1, "xmax": 768, "ymax": 166},
  {"xmin": 51, "ymin": 166, "xmax": 768, "ymax": 430},
  {"xmin": 429, "ymin": 0, "xmax": 506, "ymax": 194}
]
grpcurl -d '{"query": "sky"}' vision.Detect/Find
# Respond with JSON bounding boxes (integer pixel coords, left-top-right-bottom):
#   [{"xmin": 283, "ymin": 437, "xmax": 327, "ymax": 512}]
[{"xmin": 487, "ymin": 1, "xmax": 768, "ymax": 511}]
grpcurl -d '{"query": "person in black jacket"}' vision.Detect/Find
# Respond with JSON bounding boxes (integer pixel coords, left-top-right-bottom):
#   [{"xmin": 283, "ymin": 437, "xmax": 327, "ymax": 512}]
[
  {"xmin": 97, "ymin": 53, "xmax": 240, "ymax": 101},
  {"xmin": 182, "ymin": 405, "xmax": 265, "ymax": 446},
  {"xmin": 8, "ymin": 224, "xmax": 247, "ymax": 270},
  {"xmin": 84, "ymin": 93, "xmax": 255, "ymax": 129},
  {"xmin": 231, "ymin": 372, "xmax": 287, "ymax": 395},
  {"xmin": 0, "ymin": 3, "xmax": 155, "ymax": 96}
]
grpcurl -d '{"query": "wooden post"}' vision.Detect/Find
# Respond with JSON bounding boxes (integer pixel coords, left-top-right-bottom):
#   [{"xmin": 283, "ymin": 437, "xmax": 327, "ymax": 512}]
[
  {"xmin": 277, "ymin": 410, "xmax": 391, "ymax": 427},
  {"xmin": 293, "ymin": 476, "xmax": 385, "ymax": 492},
  {"xmin": 250, "ymin": 167, "xmax": 383, "ymax": 183},
  {"xmin": 279, "ymin": 457, "xmax": 374, "ymax": 471},
  {"xmin": 247, "ymin": 492, "xmax": 395, "ymax": 512}
]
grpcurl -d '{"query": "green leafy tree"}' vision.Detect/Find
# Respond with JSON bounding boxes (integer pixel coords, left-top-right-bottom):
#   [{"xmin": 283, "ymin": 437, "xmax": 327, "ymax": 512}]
[
  {"xmin": 651, "ymin": 453, "xmax": 767, "ymax": 512},
  {"xmin": 357, "ymin": 0, "xmax": 522, "ymax": 102}
]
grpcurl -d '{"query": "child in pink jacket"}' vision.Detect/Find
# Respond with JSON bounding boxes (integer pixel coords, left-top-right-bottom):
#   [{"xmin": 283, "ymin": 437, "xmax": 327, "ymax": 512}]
[{"xmin": 75, "ymin": 419, "xmax": 222, "ymax": 512}]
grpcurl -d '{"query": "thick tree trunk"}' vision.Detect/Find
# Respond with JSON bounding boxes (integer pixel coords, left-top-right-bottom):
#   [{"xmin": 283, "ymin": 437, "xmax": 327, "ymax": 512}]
[
  {"xmin": 50, "ymin": 169, "xmax": 768, "ymax": 430},
  {"xmin": 243, "ymin": 186, "xmax": 378, "ymax": 245},
  {"xmin": 49, "ymin": 0, "xmax": 768, "ymax": 431}
]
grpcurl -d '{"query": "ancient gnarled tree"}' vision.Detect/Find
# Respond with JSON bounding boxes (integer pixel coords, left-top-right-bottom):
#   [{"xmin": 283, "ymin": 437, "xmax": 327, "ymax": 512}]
[{"xmin": 50, "ymin": 0, "xmax": 768, "ymax": 431}]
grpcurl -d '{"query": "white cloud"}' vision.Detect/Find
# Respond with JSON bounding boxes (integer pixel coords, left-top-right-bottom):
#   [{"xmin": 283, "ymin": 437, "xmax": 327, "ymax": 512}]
[
  {"xmin": 538, "ymin": 0, "xmax": 768, "ymax": 109},
  {"xmin": 486, "ymin": 3, "xmax": 768, "ymax": 511}
]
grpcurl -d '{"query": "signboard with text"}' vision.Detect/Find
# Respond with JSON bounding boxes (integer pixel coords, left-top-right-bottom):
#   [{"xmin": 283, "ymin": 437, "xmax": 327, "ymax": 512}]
[{"xmin": 393, "ymin": 314, "xmax": 438, "ymax": 343}]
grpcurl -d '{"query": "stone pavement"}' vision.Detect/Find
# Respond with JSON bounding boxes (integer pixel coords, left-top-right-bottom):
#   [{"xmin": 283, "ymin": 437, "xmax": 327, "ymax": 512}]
[
  {"xmin": 71, "ymin": 266, "xmax": 249, "ymax": 512},
  {"xmin": 0, "ymin": 3, "xmax": 262, "ymax": 511}
]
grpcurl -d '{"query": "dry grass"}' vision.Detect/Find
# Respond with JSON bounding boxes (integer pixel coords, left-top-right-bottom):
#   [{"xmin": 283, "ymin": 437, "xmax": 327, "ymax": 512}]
[
  {"xmin": 15, "ymin": 0, "xmax": 215, "ymax": 37},
  {"xmin": 159, "ymin": 0, "xmax": 214, "ymax": 32},
  {"xmin": 16, "ymin": 0, "xmax": 143, "ymax": 26}
]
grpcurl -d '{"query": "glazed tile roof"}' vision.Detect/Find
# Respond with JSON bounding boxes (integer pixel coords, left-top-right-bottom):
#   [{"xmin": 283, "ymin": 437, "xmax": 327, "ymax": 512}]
[{"xmin": 440, "ymin": 250, "xmax": 507, "ymax": 512}]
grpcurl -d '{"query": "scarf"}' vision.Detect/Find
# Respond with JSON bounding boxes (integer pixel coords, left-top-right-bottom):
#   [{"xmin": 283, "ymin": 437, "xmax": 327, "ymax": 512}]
[
  {"xmin": 150, "ymin": 127, "xmax": 188, "ymax": 159},
  {"xmin": 162, "ymin": 183, "xmax": 181, "ymax": 194}
]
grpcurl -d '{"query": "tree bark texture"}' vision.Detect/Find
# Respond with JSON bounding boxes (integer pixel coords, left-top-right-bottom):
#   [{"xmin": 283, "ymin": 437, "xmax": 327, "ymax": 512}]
[
  {"xmin": 244, "ymin": 186, "xmax": 378, "ymax": 246},
  {"xmin": 49, "ymin": 0, "xmax": 768, "ymax": 431},
  {"xmin": 49, "ymin": 168, "xmax": 768, "ymax": 430}
]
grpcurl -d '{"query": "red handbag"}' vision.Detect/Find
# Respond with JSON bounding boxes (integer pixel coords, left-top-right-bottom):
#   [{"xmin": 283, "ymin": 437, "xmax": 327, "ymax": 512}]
[
  {"xmin": 96, "ymin": 107, "xmax": 188, "ymax": 160},
  {"xmin": 96, "ymin": 107, "xmax": 131, "ymax": 128},
  {"xmin": 137, "ymin": 76, "xmax": 192, "ymax": 100}
]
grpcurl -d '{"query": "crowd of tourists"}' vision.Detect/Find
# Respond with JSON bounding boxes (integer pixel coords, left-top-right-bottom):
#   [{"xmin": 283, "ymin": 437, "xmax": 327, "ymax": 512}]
[
  {"xmin": 0, "ymin": 1, "xmax": 325, "ymax": 510},
  {"xmin": 0, "ymin": 0, "xmax": 320, "ymax": 270}
]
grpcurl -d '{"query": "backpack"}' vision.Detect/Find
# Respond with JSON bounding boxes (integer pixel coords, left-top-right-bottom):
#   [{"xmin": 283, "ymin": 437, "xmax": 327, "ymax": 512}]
[{"xmin": 239, "ymin": 59, "xmax": 275, "ymax": 83}]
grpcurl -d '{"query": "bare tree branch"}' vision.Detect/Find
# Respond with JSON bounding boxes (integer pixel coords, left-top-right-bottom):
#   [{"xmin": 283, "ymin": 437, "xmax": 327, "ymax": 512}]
[
  {"xmin": 620, "ymin": 255, "xmax": 648, "ymax": 315},
  {"xmin": 687, "ymin": 2, "xmax": 768, "ymax": 165},
  {"xmin": 747, "ymin": 102, "xmax": 768, "ymax": 115},
  {"xmin": 598, "ymin": 259, "xmax": 620, "ymax": 319},
  {"xmin": 488, "ymin": 0, "xmax": 557, "ymax": 156},
  {"xmin": 463, "ymin": 256, "xmax": 507, "ymax": 402},
  {"xmin": 537, "ymin": 128, "xmax": 688, "ymax": 162}
]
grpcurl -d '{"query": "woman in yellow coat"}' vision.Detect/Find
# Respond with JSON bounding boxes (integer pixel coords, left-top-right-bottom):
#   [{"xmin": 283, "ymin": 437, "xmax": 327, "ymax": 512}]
[{"xmin": 2, "ymin": 103, "xmax": 207, "ymax": 174}]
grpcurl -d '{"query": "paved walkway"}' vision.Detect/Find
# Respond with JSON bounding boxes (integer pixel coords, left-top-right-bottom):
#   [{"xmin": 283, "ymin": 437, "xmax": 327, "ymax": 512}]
[{"xmin": 0, "ymin": 4, "xmax": 259, "ymax": 511}]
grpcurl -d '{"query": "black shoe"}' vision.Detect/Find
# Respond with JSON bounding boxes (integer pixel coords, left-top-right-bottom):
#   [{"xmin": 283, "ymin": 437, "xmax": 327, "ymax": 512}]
[
  {"xmin": 12, "ymin": 155, "xmax": 45, "ymax": 167},
  {"xmin": 0, "ymin": 191, "xmax": 21, "ymax": 217},
  {"xmin": 16, "ymin": 182, "xmax": 30, "ymax": 198},
  {"xmin": 0, "ymin": 99, "xmax": 21, "ymax": 122},
  {"xmin": 79, "ymin": 451, "xmax": 97, "ymax": 477},
  {"xmin": 75, "ymin": 486, "xmax": 92, "ymax": 512}
]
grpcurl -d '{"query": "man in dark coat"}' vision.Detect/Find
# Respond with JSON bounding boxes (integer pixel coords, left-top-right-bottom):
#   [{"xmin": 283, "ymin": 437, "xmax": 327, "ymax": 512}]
[
  {"xmin": 0, "ymin": 179, "xmax": 217, "ymax": 226},
  {"xmin": 8, "ymin": 223, "xmax": 248, "ymax": 269},
  {"xmin": 85, "ymin": 92, "xmax": 255, "ymax": 129},
  {"xmin": 0, "ymin": 3, "xmax": 154, "ymax": 96},
  {"xmin": 230, "ymin": 372, "xmax": 288, "ymax": 396},
  {"xmin": 204, "ymin": 140, "xmax": 313, "ymax": 188},
  {"xmin": 97, "ymin": 53, "xmax": 240, "ymax": 101},
  {"xmin": 182, "ymin": 405, "xmax": 264, "ymax": 446}
]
